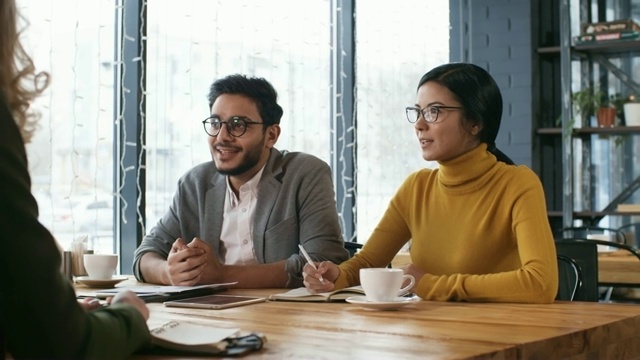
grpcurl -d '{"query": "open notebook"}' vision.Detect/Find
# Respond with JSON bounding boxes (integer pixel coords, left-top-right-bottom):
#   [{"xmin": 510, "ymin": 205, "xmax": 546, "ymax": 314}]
[
  {"xmin": 270, "ymin": 285, "xmax": 414, "ymax": 302},
  {"xmin": 271, "ymin": 285, "xmax": 398, "ymax": 302},
  {"xmin": 148, "ymin": 320, "xmax": 265, "ymax": 356},
  {"xmin": 269, "ymin": 285, "xmax": 365, "ymax": 302}
]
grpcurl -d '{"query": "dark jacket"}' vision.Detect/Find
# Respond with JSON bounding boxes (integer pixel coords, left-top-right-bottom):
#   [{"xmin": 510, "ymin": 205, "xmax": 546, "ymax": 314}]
[
  {"xmin": 133, "ymin": 148, "xmax": 349, "ymax": 288},
  {"xmin": 0, "ymin": 97, "xmax": 150, "ymax": 359}
]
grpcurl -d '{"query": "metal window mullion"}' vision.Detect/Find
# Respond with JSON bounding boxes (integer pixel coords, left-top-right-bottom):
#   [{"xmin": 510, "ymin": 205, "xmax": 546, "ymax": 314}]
[
  {"xmin": 115, "ymin": 0, "xmax": 147, "ymax": 273},
  {"xmin": 560, "ymin": 0, "xmax": 573, "ymax": 228},
  {"xmin": 330, "ymin": 0, "xmax": 356, "ymax": 243}
]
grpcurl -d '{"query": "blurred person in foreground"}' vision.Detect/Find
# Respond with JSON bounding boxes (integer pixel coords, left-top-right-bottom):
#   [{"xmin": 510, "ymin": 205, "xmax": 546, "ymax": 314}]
[
  {"xmin": 0, "ymin": 1, "xmax": 150, "ymax": 358},
  {"xmin": 303, "ymin": 63, "xmax": 558, "ymax": 303},
  {"xmin": 134, "ymin": 74, "xmax": 348, "ymax": 288}
]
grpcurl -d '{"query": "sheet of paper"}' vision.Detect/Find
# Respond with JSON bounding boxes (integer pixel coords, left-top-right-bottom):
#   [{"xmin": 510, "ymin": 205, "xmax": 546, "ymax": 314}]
[{"xmin": 96, "ymin": 282, "xmax": 237, "ymax": 295}]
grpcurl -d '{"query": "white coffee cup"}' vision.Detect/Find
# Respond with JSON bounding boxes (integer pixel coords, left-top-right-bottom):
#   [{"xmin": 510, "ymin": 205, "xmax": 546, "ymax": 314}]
[
  {"xmin": 83, "ymin": 254, "xmax": 118, "ymax": 280},
  {"xmin": 360, "ymin": 268, "xmax": 415, "ymax": 302}
]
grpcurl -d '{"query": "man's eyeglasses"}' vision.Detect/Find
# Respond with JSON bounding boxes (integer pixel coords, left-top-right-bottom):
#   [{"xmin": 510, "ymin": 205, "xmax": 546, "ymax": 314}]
[
  {"xmin": 405, "ymin": 105, "xmax": 464, "ymax": 124},
  {"xmin": 202, "ymin": 116, "xmax": 264, "ymax": 137}
]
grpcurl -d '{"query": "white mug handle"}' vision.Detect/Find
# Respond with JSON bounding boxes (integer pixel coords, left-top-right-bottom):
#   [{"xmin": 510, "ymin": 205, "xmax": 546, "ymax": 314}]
[{"xmin": 397, "ymin": 274, "xmax": 415, "ymax": 295}]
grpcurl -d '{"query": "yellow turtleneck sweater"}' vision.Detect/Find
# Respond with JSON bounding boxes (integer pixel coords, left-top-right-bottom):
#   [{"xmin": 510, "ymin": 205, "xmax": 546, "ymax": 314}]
[{"xmin": 336, "ymin": 144, "xmax": 558, "ymax": 303}]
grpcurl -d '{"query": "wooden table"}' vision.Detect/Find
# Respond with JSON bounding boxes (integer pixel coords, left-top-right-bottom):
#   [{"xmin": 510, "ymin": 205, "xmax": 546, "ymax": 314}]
[
  {"xmin": 76, "ymin": 280, "xmax": 640, "ymax": 359},
  {"xmin": 598, "ymin": 250, "xmax": 640, "ymax": 286}
]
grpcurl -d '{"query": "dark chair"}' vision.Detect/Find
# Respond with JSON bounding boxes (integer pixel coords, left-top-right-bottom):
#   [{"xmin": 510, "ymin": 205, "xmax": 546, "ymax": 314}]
[
  {"xmin": 556, "ymin": 254, "xmax": 583, "ymax": 301},
  {"xmin": 618, "ymin": 222, "xmax": 640, "ymax": 248},
  {"xmin": 556, "ymin": 227, "xmax": 629, "ymax": 300},
  {"xmin": 554, "ymin": 240, "xmax": 599, "ymax": 302},
  {"xmin": 556, "ymin": 237, "xmax": 640, "ymax": 302}
]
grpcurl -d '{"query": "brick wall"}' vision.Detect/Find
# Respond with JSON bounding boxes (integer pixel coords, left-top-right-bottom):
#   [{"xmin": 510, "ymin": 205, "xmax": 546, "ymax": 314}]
[{"xmin": 450, "ymin": 0, "xmax": 533, "ymax": 167}]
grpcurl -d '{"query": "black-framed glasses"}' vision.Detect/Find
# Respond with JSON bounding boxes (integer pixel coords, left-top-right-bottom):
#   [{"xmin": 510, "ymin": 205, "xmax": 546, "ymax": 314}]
[
  {"xmin": 202, "ymin": 116, "xmax": 264, "ymax": 137},
  {"xmin": 405, "ymin": 105, "xmax": 464, "ymax": 124}
]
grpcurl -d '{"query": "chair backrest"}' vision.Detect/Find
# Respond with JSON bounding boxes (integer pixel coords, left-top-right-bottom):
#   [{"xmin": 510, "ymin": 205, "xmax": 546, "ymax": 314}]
[
  {"xmin": 559, "ymin": 237, "xmax": 640, "ymax": 259},
  {"xmin": 556, "ymin": 254, "xmax": 583, "ymax": 301},
  {"xmin": 618, "ymin": 222, "xmax": 640, "ymax": 248},
  {"xmin": 554, "ymin": 240, "xmax": 599, "ymax": 302},
  {"xmin": 556, "ymin": 226, "xmax": 626, "ymax": 244}
]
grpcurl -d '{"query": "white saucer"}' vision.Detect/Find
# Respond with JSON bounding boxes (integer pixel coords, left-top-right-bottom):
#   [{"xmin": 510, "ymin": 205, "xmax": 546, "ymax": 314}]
[
  {"xmin": 345, "ymin": 295, "xmax": 420, "ymax": 311},
  {"xmin": 76, "ymin": 275, "xmax": 128, "ymax": 288}
]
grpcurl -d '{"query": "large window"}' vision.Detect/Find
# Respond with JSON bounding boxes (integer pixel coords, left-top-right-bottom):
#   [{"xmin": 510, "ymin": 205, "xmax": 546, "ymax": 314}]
[
  {"xmin": 21, "ymin": 1, "xmax": 115, "ymax": 253},
  {"xmin": 20, "ymin": 0, "xmax": 450, "ymax": 267},
  {"xmin": 355, "ymin": 2, "xmax": 449, "ymax": 242},
  {"xmin": 145, "ymin": 0, "xmax": 333, "ymax": 229}
]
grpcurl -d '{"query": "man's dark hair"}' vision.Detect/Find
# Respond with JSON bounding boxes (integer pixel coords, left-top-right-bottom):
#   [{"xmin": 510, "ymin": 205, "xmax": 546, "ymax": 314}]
[{"xmin": 207, "ymin": 74, "xmax": 284, "ymax": 126}]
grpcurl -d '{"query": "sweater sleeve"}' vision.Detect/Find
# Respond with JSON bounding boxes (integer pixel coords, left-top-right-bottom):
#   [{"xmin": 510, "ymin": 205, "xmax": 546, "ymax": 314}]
[{"xmin": 82, "ymin": 304, "xmax": 151, "ymax": 359}]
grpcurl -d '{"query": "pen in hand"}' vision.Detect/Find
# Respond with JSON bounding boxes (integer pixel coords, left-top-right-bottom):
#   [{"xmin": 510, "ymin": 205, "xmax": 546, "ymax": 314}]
[{"xmin": 298, "ymin": 244, "xmax": 325, "ymax": 284}]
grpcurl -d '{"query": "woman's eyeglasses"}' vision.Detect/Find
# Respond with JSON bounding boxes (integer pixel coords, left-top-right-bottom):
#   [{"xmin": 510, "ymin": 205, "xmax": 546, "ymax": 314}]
[{"xmin": 405, "ymin": 105, "xmax": 464, "ymax": 123}]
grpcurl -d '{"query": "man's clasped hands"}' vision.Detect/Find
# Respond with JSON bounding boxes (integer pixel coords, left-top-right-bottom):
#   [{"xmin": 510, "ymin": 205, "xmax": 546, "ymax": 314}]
[{"xmin": 166, "ymin": 237, "xmax": 219, "ymax": 286}]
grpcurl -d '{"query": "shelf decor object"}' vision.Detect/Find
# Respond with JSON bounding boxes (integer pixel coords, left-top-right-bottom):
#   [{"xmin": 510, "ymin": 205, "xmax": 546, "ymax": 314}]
[
  {"xmin": 617, "ymin": 204, "xmax": 640, "ymax": 213},
  {"xmin": 623, "ymin": 95, "xmax": 640, "ymax": 126},
  {"xmin": 574, "ymin": 18, "xmax": 640, "ymax": 45},
  {"xmin": 569, "ymin": 87, "xmax": 618, "ymax": 128},
  {"xmin": 597, "ymin": 107, "xmax": 616, "ymax": 127},
  {"xmin": 581, "ymin": 18, "xmax": 640, "ymax": 34}
]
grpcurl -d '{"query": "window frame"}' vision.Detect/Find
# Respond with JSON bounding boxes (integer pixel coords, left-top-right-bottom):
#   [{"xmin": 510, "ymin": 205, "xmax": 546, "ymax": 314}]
[{"xmin": 115, "ymin": 0, "xmax": 358, "ymax": 272}]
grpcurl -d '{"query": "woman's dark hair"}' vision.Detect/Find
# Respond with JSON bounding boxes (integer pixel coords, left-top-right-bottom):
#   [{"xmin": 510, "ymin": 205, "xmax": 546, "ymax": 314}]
[
  {"xmin": 417, "ymin": 63, "xmax": 514, "ymax": 165},
  {"xmin": 207, "ymin": 74, "xmax": 284, "ymax": 126}
]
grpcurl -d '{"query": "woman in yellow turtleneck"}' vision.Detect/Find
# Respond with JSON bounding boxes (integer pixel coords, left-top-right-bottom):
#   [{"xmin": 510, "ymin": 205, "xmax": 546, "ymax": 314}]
[{"xmin": 303, "ymin": 63, "xmax": 558, "ymax": 303}]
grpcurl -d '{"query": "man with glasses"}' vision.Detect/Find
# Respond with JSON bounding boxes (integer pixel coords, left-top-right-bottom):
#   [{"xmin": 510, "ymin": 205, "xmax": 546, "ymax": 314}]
[{"xmin": 133, "ymin": 74, "xmax": 348, "ymax": 288}]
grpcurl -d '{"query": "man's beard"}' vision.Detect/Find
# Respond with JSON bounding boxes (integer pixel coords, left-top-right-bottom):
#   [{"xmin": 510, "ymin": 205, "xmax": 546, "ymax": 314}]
[{"xmin": 217, "ymin": 137, "xmax": 266, "ymax": 176}]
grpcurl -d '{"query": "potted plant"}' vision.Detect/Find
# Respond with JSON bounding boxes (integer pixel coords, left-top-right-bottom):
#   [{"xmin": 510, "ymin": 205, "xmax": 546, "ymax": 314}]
[
  {"xmin": 561, "ymin": 87, "xmax": 600, "ymax": 129},
  {"xmin": 597, "ymin": 93, "xmax": 623, "ymax": 128},
  {"xmin": 557, "ymin": 88, "xmax": 595, "ymax": 130},
  {"xmin": 569, "ymin": 87, "xmax": 619, "ymax": 128}
]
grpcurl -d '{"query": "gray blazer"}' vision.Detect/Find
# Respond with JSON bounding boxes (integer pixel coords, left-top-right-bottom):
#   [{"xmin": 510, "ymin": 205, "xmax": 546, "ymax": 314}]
[{"xmin": 133, "ymin": 148, "xmax": 349, "ymax": 287}]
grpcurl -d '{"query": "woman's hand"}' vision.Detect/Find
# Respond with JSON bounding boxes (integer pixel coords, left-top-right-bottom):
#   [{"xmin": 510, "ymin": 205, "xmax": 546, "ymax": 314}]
[
  {"xmin": 110, "ymin": 290, "xmax": 150, "ymax": 320},
  {"xmin": 302, "ymin": 261, "xmax": 339, "ymax": 293},
  {"xmin": 78, "ymin": 297, "xmax": 103, "ymax": 311}
]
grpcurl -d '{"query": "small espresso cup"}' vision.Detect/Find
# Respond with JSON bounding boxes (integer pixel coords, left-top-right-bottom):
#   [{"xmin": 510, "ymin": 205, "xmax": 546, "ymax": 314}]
[
  {"xmin": 83, "ymin": 254, "xmax": 118, "ymax": 280},
  {"xmin": 360, "ymin": 268, "xmax": 415, "ymax": 302}
]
